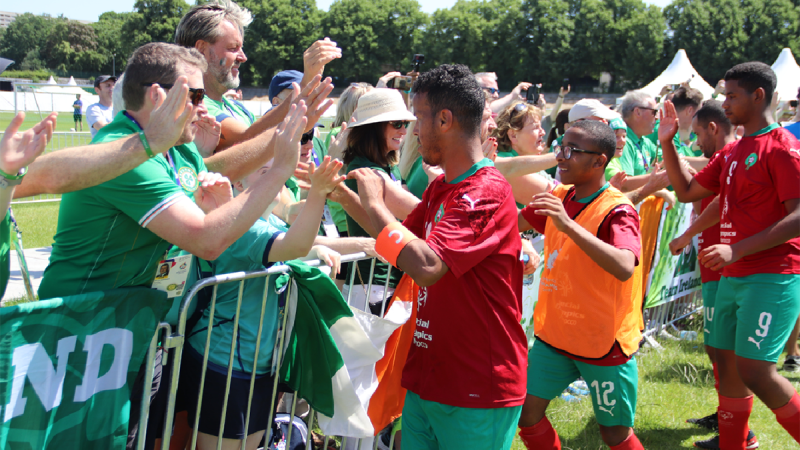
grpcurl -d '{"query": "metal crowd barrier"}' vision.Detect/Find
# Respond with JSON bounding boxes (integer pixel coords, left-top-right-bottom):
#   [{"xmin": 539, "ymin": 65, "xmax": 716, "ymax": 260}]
[
  {"xmin": 0, "ymin": 131, "xmax": 92, "ymax": 204},
  {"xmin": 642, "ymin": 290, "xmax": 704, "ymax": 338},
  {"xmin": 138, "ymin": 252, "xmax": 397, "ymax": 450}
]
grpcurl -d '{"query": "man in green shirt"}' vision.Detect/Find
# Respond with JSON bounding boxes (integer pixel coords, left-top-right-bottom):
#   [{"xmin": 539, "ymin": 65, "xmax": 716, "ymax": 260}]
[
  {"xmin": 614, "ymin": 90, "xmax": 661, "ymax": 192},
  {"xmin": 38, "ymin": 42, "xmax": 306, "ymax": 300}
]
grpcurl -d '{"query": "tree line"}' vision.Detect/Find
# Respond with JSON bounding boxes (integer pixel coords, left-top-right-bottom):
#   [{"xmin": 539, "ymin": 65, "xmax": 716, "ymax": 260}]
[{"xmin": 1, "ymin": 0, "xmax": 798, "ymax": 92}]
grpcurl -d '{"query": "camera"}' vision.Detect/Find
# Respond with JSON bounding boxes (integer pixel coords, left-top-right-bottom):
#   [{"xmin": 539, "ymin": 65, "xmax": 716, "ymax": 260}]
[
  {"xmin": 412, "ymin": 54, "xmax": 425, "ymax": 73},
  {"xmin": 790, "ymin": 100, "xmax": 798, "ymax": 108},
  {"xmin": 526, "ymin": 83, "xmax": 543, "ymax": 105},
  {"xmin": 391, "ymin": 76, "xmax": 413, "ymax": 91}
]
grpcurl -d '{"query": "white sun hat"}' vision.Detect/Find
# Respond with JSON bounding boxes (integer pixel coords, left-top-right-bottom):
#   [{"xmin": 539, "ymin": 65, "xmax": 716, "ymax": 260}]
[
  {"xmin": 568, "ymin": 98, "xmax": 620, "ymax": 123},
  {"xmin": 349, "ymin": 88, "xmax": 417, "ymax": 128}
]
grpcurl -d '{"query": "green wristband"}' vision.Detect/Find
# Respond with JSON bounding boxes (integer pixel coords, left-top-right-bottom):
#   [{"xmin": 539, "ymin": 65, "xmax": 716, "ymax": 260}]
[
  {"xmin": 138, "ymin": 130, "xmax": 155, "ymax": 158},
  {"xmin": 0, "ymin": 166, "xmax": 26, "ymax": 180}
]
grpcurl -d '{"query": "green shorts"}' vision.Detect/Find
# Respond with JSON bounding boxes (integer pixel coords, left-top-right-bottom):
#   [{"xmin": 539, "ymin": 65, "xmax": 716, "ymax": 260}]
[
  {"xmin": 526, "ymin": 339, "xmax": 638, "ymax": 427},
  {"xmin": 702, "ymin": 281, "xmax": 719, "ymax": 348},
  {"xmin": 401, "ymin": 390, "xmax": 521, "ymax": 450},
  {"xmin": 713, "ymin": 274, "xmax": 800, "ymax": 362}
]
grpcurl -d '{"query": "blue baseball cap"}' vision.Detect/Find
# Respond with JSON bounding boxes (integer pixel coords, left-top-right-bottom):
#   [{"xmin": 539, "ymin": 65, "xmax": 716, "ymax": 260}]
[{"xmin": 269, "ymin": 70, "xmax": 304, "ymax": 102}]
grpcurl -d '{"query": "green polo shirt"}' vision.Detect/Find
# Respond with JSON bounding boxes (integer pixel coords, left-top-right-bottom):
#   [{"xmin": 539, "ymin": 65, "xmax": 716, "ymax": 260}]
[
  {"xmin": 0, "ymin": 211, "xmax": 10, "ymax": 299},
  {"xmin": 204, "ymin": 95, "xmax": 255, "ymax": 127},
  {"xmin": 618, "ymin": 126, "xmax": 658, "ymax": 177},
  {"xmin": 188, "ymin": 218, "xmax": 282, "ymax": 374},
  {"xmin": 404, "ymin": 156, "xmax": 430, "ymax": 200},
  {"xmin": 38, "ymin": 112, "xmax": 207, "ymax": 299},
  {"xmin": 344, "ymin": 155, "xmax": 403, "ymax": 289}
]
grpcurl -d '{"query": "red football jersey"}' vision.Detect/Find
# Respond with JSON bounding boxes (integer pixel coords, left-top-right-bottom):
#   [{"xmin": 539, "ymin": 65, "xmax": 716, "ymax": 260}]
[
  {"xmin": 694, "ymin": 126, "xmax": 800, "ymax": 278},
  {"xmin": 401, "ymin": 159, "xmax": 527, "ymax": 408}
]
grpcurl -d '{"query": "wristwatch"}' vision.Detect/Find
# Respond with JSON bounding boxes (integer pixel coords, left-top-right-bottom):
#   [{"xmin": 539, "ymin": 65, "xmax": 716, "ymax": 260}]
[{"xmin": 0, "ymin": 167, "xmax": 27, "ymax": 189}]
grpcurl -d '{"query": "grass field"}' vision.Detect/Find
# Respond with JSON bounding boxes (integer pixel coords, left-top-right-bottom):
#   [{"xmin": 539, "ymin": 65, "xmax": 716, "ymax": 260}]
[{"xmin": 0, "ymin": 110, "xmax": 82, "ymax": 133}]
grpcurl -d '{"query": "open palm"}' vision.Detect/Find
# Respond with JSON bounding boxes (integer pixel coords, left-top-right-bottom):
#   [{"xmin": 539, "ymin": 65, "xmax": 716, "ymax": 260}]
[{"xmin": 1, "ymin": 112, "xmax": 57, "ymax": 174}]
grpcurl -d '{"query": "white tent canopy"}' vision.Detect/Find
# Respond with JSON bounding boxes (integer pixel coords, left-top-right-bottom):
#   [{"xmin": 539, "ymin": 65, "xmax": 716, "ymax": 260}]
[
  {"xmin": 771, "ymin": 48, "xmax": 800, "ymax": 101},
  {"xmin": 640, "ymin": 49, "xmax": 716, "ymax": 99}
]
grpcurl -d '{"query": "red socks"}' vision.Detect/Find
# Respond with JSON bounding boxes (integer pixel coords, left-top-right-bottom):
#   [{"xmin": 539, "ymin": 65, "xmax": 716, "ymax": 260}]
[
  {"xmin": 519, "ymin": 416, "xmax": 561, "ymax": 450},
  {"xmin": 713, "ymin": 363, "xmax": 720, "ymax": 392},
  {"xmin": 772, "ymin": 392, "xmax": 800, "ymax": 443},
  {"xmin": 718, "ymin": 395, "xmax": 753, "ymax": 449},
  {"xmin": 610, "ymin": 432, "xmax": 644, "ymax": 450}
]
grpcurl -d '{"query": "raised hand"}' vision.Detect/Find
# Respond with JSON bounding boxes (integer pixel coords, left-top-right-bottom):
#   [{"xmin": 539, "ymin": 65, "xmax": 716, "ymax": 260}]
[
  {"xmin": 273, "ymin": 102, "xmax": 308, "ymax": 177},
  {"xmin": 658, "ymin": 101, "xmax": 680, "ymax": 143},
  {"xmin": 559, "ymin": 85, "xmax": 571, "ymax": 97},
  {"xmin": 145, "ymin": 76, "xmax": 193, "ymax": 154},
  {"xmin": 326, "ymin": 119, "xmax": 354, "ymax": 163},
  {"xmin": 303, "ymin": 38, "xmax": 342, "ymax": 80},
  {"xmin": 193, "ymin": 171, "xmax": 233, "ymax": 213},
  {"xmin": 482, "ymin": 136, "xmax": 498, "ymax": 161},
  {"xmin": 512, "ymin": 82, "xmax": 533, "ymax": 98},
  {"xmin": 308, "ymin": 156, "xmax": 345, "ymax": 196},
  {"xmin": 529, "ymin": 192, "xmax": 572, "ymax": 232},
  {"xmin": 193, "ymin": 113, "xmax": 221, "ymax": 158},
  {"xmin": 1, "ymin": 111, "xmax": 57, "ymax": 176},
  {"xmin": 377, "ymin": 71, "xmax": 402, "ymax": 89},
  {"xmin": 348, "ymin": 167, "xmax": 386, "ymax": 206},
  {"xmin": 609, "ymin": 171, "xmax": 627, "ymax": 190}
]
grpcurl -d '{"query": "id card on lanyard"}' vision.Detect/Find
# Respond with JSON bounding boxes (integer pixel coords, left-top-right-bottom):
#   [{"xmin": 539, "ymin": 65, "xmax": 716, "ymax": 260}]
[{"xmin": 634, "ymin": 140, "xmax": 650, "ymax": 173}]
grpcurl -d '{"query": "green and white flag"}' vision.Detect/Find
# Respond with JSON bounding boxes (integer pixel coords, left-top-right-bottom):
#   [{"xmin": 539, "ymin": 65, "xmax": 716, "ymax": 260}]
[
  {"xmin": 644, "ymin": 201, "xmax": 702, "ymax": 308},
  {"xmin": 0, "ymin": 288, "xmax": 170, "ymax": 449},
  {"xmin": 276, "ymin": 261, "xmax": 410, "ymax": 438}
]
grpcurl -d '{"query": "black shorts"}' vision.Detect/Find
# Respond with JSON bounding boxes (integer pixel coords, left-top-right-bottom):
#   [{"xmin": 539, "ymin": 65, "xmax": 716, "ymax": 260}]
[{"xmin": 180, "ymin": 347, "xmax": 277, "ymax": 439}]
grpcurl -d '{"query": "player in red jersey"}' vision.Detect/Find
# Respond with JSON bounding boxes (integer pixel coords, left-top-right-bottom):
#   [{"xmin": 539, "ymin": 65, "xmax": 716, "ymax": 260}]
[
  {"xmin": 351, "ymin": 64, "xmax": 527, "ymax": 450},
  {"xmin": 660, "ymin": 62, "xmax": 800, "ymax": 449}
]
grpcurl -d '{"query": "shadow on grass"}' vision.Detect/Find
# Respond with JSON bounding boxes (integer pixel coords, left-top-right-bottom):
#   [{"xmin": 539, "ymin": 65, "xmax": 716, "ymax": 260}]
[
  {"xmin": 560, "ymin": 420, "xmax": 704, "ymax": 449},
  {"xmin": 644, "ymin": 363, "xmax": 716, "ymax": 385}
]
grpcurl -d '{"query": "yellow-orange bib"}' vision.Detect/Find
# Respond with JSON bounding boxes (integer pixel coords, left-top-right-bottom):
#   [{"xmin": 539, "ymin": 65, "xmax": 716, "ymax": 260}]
[{"xmin": 535, "ymin": 184, "xmax": 643, "ymax": 359}]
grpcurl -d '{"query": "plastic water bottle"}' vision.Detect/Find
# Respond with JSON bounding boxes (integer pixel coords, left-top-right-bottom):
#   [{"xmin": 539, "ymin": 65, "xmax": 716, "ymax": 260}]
[
  {"xmin": 679, "ymin": 330, "xmax": 698, "ymax": 341},
  {"xmin": 521, "ymin": 254, "xmax": 534, "ymax": 286}
]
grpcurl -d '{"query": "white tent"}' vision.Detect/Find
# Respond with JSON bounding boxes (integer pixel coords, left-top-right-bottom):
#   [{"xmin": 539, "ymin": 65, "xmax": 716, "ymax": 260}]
[
  {"xmin": 771, "ymin": 48, "xmax": 800, "ymax": 101},
  {"xmin": 640, "ymin": 49, "xmax": 716, "ymax": 99},
  {"xmin": 45, "ymin": 76, "xmax": 56, "ymax": 85}
]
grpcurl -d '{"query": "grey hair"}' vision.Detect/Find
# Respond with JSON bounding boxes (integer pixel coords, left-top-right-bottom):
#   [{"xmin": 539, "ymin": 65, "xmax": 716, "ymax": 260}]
[
  {"xmin": 174, "ymin": 0, "xmax": 253, "ymax": 48},
  {"xmin": 620, "ymin": 90, "xmax": 654, "ymax": 120},
  {"xmin": 334, "ymin": 83, "xmax": 372, "ymax": 126},
  {"xmin": 474, "ymin": 72, "xmax": 498, "ymax": 82}
]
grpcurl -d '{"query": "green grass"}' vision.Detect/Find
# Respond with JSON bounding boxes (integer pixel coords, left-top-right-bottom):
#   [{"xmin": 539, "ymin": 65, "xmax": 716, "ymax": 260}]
[
  {"xmin": 509, "ymin": 337, "xmax": 800, "ymax": 449},
  {"xmin": 11, "ymin": 202, "xmax": 59, "ymax": 249},
  {"xmin": 0, "ymin": 111, "xmax": 82, "ymax": 133}
]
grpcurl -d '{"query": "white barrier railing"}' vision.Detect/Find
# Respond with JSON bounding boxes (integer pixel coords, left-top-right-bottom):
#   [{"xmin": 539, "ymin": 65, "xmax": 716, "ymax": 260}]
[{"xmin": 138, "ymin": 252, "xmax": 394, "ymax": 450}]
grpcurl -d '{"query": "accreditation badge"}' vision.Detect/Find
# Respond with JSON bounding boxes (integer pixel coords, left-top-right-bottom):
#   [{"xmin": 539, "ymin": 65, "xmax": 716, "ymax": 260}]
[{"xmin": 151, "ymin": 254, "xmax": 193, "ymax": 298}]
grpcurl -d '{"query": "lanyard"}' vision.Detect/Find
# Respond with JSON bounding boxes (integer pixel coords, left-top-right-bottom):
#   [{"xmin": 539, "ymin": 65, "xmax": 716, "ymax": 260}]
[
  {"xmin": 124, "ymin": 111, "xmax": 182, "ymax": 189},
  {"xmin": 633, "ymin": 140, "xmax": 650, "ymax": 172},
  {"xmin": 312, "ymin": 149, "xmax": 320, "ymax": 167}
]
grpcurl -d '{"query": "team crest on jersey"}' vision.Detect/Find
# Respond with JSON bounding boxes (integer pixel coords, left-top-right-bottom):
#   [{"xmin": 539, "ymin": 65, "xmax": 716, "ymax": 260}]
[
  {"xmin": 434, "ymin": 203, "xmax": 445, "ymax": 223},
  {"xmin": 744, "ymin": 153, "xmax": 757, "ymax": 170},
  {"xmin": 178, "ymin": 167, "xmax": 199, "ymax": 192}
]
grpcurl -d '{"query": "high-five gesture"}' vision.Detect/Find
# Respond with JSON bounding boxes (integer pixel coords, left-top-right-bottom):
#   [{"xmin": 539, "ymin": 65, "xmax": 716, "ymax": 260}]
[
  {"xmin": 144, "ymin": 76, "xmax": 194, "ymax": 154},
  {"xmin": 303, "ymin": 38, "xmax": 342, "ymax": 81},
  {"xmin": 308, "ymin": 156, "xmax": 346, "ymax": 197},
  {"xmin": 658, "ymin": 101, "xmax": 679, "ymax": 144},
  {"xmin": 1, "ymin": 111, "xmax": 57, "ymax": 176}
]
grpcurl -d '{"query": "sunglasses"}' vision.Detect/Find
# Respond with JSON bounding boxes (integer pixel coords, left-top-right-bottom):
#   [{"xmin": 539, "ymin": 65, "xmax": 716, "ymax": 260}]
[
  {"xmin": 482, "ymin": 87, "xmax": 499, "ymax": 95},
  {"xmin": 554, "ymin": 145, "xmax": 604, "ymax": 160},
  {"xmin": 301, "ymin": 130, "xmax": 315, "ymax": 145},
  {"xmin": 389, "ymin": 121, "xmax": 411, "ymax": 130},
  {"xmin": 140, "ymin": 83, "xmax": 205, "ymax": 106},
  {"xmin": 636, "ymin": 106, "xmax": 658, "ymax": 116}
]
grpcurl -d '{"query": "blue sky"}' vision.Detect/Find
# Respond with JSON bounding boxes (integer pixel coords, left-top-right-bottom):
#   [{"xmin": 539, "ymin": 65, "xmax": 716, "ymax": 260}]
[{"xmin": 6, "ymin": 0, "xmax": 673, "ymax": 23}]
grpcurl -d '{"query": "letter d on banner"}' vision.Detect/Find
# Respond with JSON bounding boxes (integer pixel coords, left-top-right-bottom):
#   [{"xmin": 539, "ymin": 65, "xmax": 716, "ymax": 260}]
[{"xmin": 73, "ymin": 329, "xmax": 133, "ymax": 402}]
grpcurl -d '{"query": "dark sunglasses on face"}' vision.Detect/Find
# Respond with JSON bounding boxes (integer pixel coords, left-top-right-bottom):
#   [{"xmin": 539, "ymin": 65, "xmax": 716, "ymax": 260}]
[
  {"xmin": 389, "ymin": 121, "xmax": 411, "ymax": 130},
  {"xmin": 554, "ymin": 145, "xmax": 604, "ymax": 160},
  {"xmin": 301, "ymin": 130, "xmax": 315, "ymax": 145},
  {"xmin": 140, "ymin": 83, "xmax": 205, "ymax": 106},
  {"xmin": 482, "ymin": 87, "xmax": 499, "ymax": 95},
  {"xmin": 637, "ymin": 106, "xmax": 658, "ymax": 116}
]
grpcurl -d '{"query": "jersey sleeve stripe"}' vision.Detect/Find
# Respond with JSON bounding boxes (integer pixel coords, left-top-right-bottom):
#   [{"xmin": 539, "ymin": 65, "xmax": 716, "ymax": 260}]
[{"xmin": 139, "ymin": 192, "xmax": 187, "ymax": 227}]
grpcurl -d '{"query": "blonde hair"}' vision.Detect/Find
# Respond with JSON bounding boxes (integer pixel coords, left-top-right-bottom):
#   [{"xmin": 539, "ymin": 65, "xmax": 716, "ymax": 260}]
[
  {"xmin": 334, "ymin": 82, "xmax": 372, "ymax": 127},
  {"xmin": 492, "ymin": 102, "xmax": 542, "ymax": 149}
]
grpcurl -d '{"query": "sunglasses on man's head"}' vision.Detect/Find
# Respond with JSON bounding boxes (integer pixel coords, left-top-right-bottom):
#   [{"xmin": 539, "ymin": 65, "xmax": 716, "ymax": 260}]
[
  {"xmin": 389, "ymin": 121, "xmax": 411, "ymax": 130},
  {"xmin": 140, "ymin": 83, "xmax": 205, "ymax": 106},
  {"xmin": 482, "ymin": 87, "xmax": 499, "ymax": 95}
]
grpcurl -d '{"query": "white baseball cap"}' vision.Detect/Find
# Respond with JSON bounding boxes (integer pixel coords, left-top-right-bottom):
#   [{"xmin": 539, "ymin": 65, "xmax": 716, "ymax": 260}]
[
  {"xmin": 568, "ymin": 99, "xmax": 620, "ymax": 123},
  {"xmin": 349, "ymin": 89, "xmax": 416, "ymax": 128}
]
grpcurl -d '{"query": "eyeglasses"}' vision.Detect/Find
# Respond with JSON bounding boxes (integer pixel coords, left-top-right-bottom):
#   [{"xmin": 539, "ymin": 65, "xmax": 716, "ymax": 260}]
[
  {"xmin": 300, "ymin": 130, "xmax": 314, "ymax": 145},
  {"xmin": 482, "ymin": 87, "xmax": 499, "ymax": 95},
  {"xmin": 554, "ymin": 145, "xmax": 604, "ymax": 160},
  {"xmin": 636, "ymin": 106, "xmax": 659, "ymax": 116},
  {"xmin": 140, "ymin": 83, "xmax": 205, "ymax": 106},
  {"xmin": 389, "ymin": 121, "xmax": 411, "ymax": 129}
]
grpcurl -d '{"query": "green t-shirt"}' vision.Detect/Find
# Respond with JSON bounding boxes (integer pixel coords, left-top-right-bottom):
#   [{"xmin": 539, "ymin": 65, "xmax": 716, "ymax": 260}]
[
  {"xmin": 0, "ymin": 211, "xmax": 9, "ymax": 299},
  {"xmin": 204, "ymin": 95, "xmax": 255, "ymax": 127},
  {"xmin": 188, "ymin": 218, "xmax": 282, "ymax": 374},
  {"xmin": 605, "ymin": 157, "xmax": 623, "ymax": 181},
  {"xmin": 618, "ymin": 126, "xmax": 658, "ymax": 177},
  {"xmin": 404, "ymin": 155, "xmax": 429, "ymax": 200},
  {"xmin": 344, "ymin": 155, "xmax": 403, "ymax": 289},
  {"xmin": 38, "ymin": 112, "xmax": 207, "ymax": 299}
]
